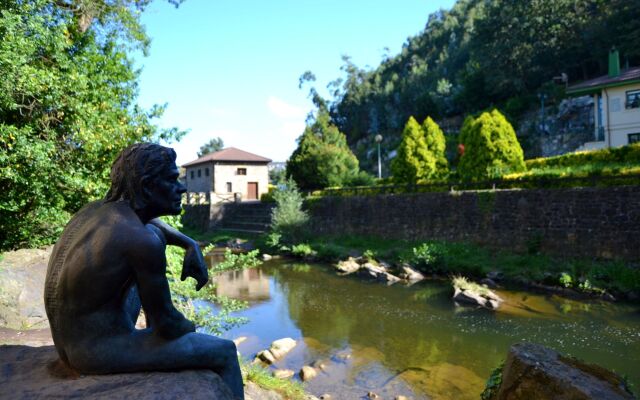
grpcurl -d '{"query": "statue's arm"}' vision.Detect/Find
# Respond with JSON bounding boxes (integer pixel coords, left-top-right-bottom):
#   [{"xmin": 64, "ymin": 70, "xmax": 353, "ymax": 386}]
[
  {"xmin": 148, "ymin": 218, "xmax": 208, "ymax": 290},
  {"xmin": 130, "ymin": 235, "xmax": 195, "ymax": 340}
]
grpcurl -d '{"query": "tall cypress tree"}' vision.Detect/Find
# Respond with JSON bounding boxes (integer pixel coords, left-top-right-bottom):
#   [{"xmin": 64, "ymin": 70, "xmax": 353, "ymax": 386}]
[{"xmin": 391, "ymin": 116, "xmax": 448, "ymax": 184}]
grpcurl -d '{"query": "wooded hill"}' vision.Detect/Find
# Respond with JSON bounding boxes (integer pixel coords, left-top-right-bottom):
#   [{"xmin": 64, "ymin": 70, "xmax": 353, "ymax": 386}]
[{"xmin": 326, "ymin": 0, "xmax": 640, "ymax": 171}]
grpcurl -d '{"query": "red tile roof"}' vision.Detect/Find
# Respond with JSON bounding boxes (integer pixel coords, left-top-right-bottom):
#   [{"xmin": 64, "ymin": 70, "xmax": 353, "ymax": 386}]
[
  {"xmin": 567, "ymin": 67, "xmax": 640, "ymax": 95},
  {"xmin": 182, "ymin": 147, "xmax": 272, "ymax": 167}
]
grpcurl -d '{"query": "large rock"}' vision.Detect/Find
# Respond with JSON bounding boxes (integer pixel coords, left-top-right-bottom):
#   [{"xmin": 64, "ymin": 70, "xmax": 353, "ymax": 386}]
[
  {"xmin": 488, "ymin": 343, "xmax": 635, "ymax": 400},
  {"xmin": 358, "ymin": 263, "xmax": 401, "ymax": 283},
  {"xmin": 399, "ymin": 265, "xmax": 425, "ymax": 282},
  {"xmin": 335, "ymin": 257, "xmax": 360, "ymax": 274},
  {"xmin": 0, "ymin": 247, "xmax": 52, "ymax": 330},
  {"xmin": 452, "ymin": 277, "xmax": 503, "ymax": 310},
  {"xmin": 0, "ymin": 345, "xmax": 235, "ymax": 399},
  {"xmin": 255, "ymin": 338, "xmax": 297, "ymax": 364}
]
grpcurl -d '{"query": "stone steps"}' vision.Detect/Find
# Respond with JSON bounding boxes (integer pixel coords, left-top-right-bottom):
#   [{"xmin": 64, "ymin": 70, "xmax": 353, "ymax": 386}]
[{"xmin": 216, "ymin": 202, "xmax": 274, "ymax": 233}]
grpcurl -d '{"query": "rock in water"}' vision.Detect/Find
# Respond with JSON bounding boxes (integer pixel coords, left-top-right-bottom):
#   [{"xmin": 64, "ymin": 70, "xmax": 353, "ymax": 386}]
[
  {"xmin": 335, "ymin": 257, "xmax": 360, "ymax": 274},
  {"xmin": 452, "ymin": 277, "xmax": 503, "ymax": 310},
  {"xmin": 272, "ymin": 369, "xmax": 295, "ymax": 379},
  {"xmin": 299, "ymin": 366, "xmax": 317, "ymax": 381},
  {"xmin": 488, "ymin": 343, "xmax": 635, "ymax": 400},
  {"xmin": 269, "ymin": 337, "xmax": 296, "ymax": 359},
  {"xmin": 0, "ymin": 345, "xmax": 235, "ymax": 400},
  {"xmin": 400, "ymin": 265, "xmax": 425, "ymax": 282}
]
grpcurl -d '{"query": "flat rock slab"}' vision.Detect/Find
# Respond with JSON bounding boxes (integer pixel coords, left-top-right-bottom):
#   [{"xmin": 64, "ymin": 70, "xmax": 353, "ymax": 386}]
[{"xmin": 0, "ymin": 345, "xmax": 234, "ymax": 400}]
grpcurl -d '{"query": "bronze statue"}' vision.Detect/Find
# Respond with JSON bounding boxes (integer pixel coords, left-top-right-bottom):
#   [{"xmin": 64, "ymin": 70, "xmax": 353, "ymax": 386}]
[{"xmin": 44, "ymin": 143, "xmax": 244, "ymax": 399}]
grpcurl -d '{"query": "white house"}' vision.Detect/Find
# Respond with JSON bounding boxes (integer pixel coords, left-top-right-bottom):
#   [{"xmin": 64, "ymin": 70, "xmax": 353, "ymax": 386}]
[
  {"xmin": 567, "ymin": 49, "xmax": 640, "ymax": 150},
  {"xmin": 182, "ymin": 147, "xmax": 271, "ymax": 202}
]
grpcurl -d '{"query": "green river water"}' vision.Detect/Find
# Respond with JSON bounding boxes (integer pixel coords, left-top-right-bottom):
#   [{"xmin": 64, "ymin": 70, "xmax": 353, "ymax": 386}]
[{"xmin": 209, "ymin": 258, "xmax": 640, "ymax": 400}]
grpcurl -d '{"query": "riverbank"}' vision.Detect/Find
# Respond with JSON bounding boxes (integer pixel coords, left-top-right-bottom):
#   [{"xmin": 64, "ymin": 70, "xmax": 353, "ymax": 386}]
[{"xmin": 187, "ymin": 228, "xmax": 640, "ymax": 303}]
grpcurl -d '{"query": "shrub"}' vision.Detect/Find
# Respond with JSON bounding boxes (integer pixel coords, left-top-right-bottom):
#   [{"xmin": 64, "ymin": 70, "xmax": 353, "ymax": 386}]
[
  {"xmin": 458, "ymin": 109, "xmax": 525, "ymax": 180},
  {"xmin": 291, "ymin": 243, "xmax": 316, "ymax": 258},
  {"xmin": 391, "ymin": 116, "xmax": 449, "ymax": 184},
  {"xmin": 270, "ymin": 178, "xmax": 309, "ymax": 244},
  {"xmin": 409, "ymin": 242, "xmax": 443, "ymax": 269},
  {"xmin": 260, "ymin": 184, "xmax": 277, "ymax": 203}
]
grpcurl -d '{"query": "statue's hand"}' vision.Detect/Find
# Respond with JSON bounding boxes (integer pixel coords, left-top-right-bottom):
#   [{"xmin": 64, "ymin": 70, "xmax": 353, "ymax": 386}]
[{"xmin": 181, "ymin": 242, "xmax": 208, "ymax": 290}]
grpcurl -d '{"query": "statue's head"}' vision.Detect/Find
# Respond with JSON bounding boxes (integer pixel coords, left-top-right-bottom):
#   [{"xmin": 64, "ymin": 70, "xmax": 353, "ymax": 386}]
[{"xmin": 106, "ymin": 143, "xmax": 184, "ymax": 214}]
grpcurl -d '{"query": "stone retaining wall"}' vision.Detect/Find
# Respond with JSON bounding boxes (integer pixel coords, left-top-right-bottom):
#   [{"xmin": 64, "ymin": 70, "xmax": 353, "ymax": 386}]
[{"xmin": 305, "ymin": 186, "xmax": 640, "ymax": 260}]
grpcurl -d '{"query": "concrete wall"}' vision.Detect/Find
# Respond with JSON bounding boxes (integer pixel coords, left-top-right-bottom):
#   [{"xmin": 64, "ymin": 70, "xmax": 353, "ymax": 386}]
[
  {"xmin": 213, "ymin": 162, "xmax": 269, "ymax": 200},
  {"xmin": 305, "ymin": 186, "xmax": 640, "ymax": 261},
  {"xmin": 601, "ymin": 83, "xmax": 640, "ymax": 147}
]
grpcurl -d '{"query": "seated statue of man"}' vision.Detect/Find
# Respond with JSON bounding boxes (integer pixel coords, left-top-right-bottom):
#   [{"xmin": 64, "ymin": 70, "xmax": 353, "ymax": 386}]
[{"xmin": 44, "ymin": 143, "xmax": 244, "ymax": 399}]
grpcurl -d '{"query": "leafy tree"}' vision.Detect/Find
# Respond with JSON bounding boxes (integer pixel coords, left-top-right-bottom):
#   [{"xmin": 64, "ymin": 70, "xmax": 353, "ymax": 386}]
[
  {"xmin": 197, "ymin": 137, "xmax": 224, "ymax": 157},
  {"xmin": 391, "ymin": 116, "xmax": 448, "ymax": 184},
  {"xmin": 0, "ymin": 0, "xmax": 184, "ymax": 250},
  {"xmin": 286, "ymin": 109, "xmax": 360, "ymax": 190},
  {"xmin": 457, "ymin": 109, "xmax": 525, "ymax": 180}
]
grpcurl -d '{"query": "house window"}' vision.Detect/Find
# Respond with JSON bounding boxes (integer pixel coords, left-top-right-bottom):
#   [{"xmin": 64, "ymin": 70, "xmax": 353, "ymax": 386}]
[
  {"xmin": 197, "ymin": 169, "xmax": 201, "ymax": 177},
  {"xmin": 226, "ymin": 182, "xmax": 232, "ymax": 192},
  {"xmin": 237, "ymin": 168, "xmax": 247, "ymax": 175},
  {"xmin": 190, "ymin": 171, "xmax": 194, "ymax": 179},
  {"xmin": 205, "ymin": 167, "xmax": 209, "ymax": 177},
  {"xmin": 626, "ymin": 90, "xmax": 640, "ymax": 109},
  {"xmin": 629, "ymin": 133, "xmax": 640, "ymax": 144}
]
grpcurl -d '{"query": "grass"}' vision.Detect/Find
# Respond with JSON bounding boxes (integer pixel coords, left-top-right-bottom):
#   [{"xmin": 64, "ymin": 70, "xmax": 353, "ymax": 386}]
[
  {"xmin": 242, "ymin": 361, "xmax": 306, "ymax": 400},
  {"xmin": 452, "ymin": 276, "xmax": 492, "ymax": 296}
]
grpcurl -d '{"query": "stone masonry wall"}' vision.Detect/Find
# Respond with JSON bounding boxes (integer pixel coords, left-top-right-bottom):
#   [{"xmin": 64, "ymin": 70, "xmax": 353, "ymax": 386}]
[{"xmin": 305, "ymin": 186, "xmax": 640, "ymax": 261}]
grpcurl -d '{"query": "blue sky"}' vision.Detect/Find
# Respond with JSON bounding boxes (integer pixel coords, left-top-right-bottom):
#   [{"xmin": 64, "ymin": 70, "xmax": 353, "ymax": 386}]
[{"xmin": 136, "ymin": 0, "xmax": 456, "ymax": 165}]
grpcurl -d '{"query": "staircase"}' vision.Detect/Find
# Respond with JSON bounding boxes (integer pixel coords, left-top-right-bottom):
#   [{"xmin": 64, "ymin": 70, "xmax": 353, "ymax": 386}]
[{"xmin": 216, "ymin": 202, "xmax": 274, "ymax": 233}]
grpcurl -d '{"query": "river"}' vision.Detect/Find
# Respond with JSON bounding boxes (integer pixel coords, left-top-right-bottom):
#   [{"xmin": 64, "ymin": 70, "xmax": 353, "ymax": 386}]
[{"xmin": 207, "ymin": 258, "xmax": 640, "ymax": 399}]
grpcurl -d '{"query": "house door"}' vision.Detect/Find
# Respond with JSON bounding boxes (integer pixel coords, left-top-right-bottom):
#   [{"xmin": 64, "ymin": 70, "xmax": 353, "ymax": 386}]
[{"xmin": 247, "ymin": 182, "xmax": 258, "ymax": 200}]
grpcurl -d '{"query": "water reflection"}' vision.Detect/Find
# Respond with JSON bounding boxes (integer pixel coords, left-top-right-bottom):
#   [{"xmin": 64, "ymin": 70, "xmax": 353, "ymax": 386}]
[
  {"xmin": 214, "ymin": 268, "xmax": 271, "ymax": 303},
  {"xmin": 213, "ymin": 260, "xmax": 640, "ymax": 400}
]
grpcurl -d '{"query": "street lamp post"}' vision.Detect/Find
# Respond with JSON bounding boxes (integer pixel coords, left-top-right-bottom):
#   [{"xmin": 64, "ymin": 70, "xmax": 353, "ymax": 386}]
[{"xmin": 374, "ymin": 134, "xmax": 383, "ymax": 179}]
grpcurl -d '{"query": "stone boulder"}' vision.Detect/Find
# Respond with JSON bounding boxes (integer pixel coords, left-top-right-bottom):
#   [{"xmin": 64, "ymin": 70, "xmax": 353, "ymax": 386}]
[
  {"xmin": 335, "ymin": 257, "xmax": 360, "ymax": 274},
  {"xmin": 255, "ymin": 338, "xmax": 297, "ymax": 365},
  {"xmin": 358, "ymin": 263, "xmax": 401, "ymax": 283},
  {"xmin": 399, "ymin": 265, "xmax": 425, "ymax": 282},
  {"xmin": 0, "ymin": 345, "xmax": 235, "ymax": 399},
  {"xmin": 487, "ymin": 343, "xmax": 635, "ymax": 400},
  {"xmin": 0, "ymin": 247, "xmax": 52, "ymax": 330},
  {"xmin": 452, "ymin": 277, "xmax": 503, "ymax": 310}
]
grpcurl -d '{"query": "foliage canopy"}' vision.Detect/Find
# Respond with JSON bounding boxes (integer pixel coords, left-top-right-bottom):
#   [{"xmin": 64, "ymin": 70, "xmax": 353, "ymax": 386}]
[
  {"xmin": 197, "ymin": 137, "xmax": 224, "ymax": 157},
  {"xmin": 0, "ymin": 0, "xmax": 184, "ymax": 250},
  {"xmin": 325, "ymin": 0, "xmax": 640, "ymax": 168},
  {"xmin": 286, "ymin": 109, "xmax": 360, "ymax": 190}
]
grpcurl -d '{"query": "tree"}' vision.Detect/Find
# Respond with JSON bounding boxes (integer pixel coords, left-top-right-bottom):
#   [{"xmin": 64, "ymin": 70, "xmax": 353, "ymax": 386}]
[
  {"xmin": 286, "ymin": 109, "xmax": 360, "ymax": 190},
  {"xmin": 391, "ymin": 116, "xmax": 448, "ymax": 184},
  {"xmin": 0, "ymin": 0, "xmax": 184, "ymax": 250},
  {"xmin": 270, "ymin": 178, "xmax": 309, "ymax": 245},
  {"xmin": 197, "ymin": 137, "xmax": 224, "ymax": 157},
  {"xmin": 457, "ymin": 109, "xmax": 525, "ymax": 181}
]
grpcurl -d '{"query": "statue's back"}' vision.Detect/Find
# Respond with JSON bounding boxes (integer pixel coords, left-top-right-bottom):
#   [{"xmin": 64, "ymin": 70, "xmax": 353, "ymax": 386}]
[{"xmin": 44, "ymin": 201, "xmax": 102, "ymax": 364}]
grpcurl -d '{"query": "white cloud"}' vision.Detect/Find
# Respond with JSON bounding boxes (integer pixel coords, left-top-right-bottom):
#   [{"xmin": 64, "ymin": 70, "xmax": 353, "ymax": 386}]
[{"xmin": 266, "ymin": 96, "xmax": 306, "ymax": 119}]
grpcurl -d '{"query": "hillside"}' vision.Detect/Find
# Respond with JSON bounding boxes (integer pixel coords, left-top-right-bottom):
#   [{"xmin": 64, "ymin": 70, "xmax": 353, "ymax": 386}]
[{"xmin": 325, "ymin": 0, "xmax": 640, "ymax": 172}]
